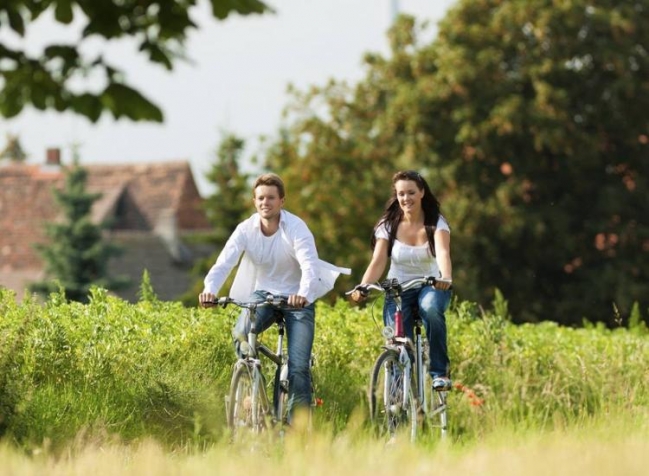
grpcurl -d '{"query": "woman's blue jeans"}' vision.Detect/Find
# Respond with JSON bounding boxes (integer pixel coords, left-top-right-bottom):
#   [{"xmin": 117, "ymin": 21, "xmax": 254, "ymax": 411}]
[
  {"xmin": 383, "ymin": 285, "xmax": 452, "ymax": 379},
  {"xmin": 233, "ymin": 290, "xmax": 315, "ymax": 416}
]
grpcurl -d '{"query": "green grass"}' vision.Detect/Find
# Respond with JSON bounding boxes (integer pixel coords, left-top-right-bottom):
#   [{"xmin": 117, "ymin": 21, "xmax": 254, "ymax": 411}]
[{"xmin": 0, "ymin": 286, "xmax": 647, "ymax": 453}]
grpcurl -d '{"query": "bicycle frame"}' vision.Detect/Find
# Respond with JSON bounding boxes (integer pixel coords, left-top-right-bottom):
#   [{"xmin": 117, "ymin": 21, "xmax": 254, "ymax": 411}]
[
  {"xmin": 236, "ymin": 318, "xmax": 286, "ymax": 427},
  {"xmin": 386, "ymin": 289, "xmax": 417, "ymax": 417},
  {"xmin": 215, "ymin": 295, "xmax": 290, "ymax": 432}
]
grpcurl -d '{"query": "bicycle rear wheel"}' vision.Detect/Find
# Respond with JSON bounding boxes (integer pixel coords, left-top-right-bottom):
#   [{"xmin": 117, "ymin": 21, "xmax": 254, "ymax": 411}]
[
  {"xmin": 272, "ymin": 363, "xmax": 289, "ymax": 427},
  {"xmin": 227, "ymin": 363, "xmax": 267, "ymax": 434},
  {"xmin": 369, "ymin": 349, "xmax": 417, "ymax": 441},
  {"xmin": 424, "ymin": 383, "xmax": 448, "ymax": 440},
  {"xmin": 273, "ymin": 363, "xmax": 316, "ymax": 431}
]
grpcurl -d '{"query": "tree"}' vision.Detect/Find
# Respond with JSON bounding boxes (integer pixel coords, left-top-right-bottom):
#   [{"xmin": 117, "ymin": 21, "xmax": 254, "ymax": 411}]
[
  {"xmin": 30, "ymin": 164, "xmax": 128, "ymax": 302},
  {"xmin": 180, "ymin": 132, "xmax": 252, "ymax": 305},
  {"xmin": 203, "ymin": 133, "xmax": 253, "ymax": 241},
  {"xmin": 262, "ymin": 16, "xmax": 454, "ymax": 302},
  {"xmin": 0, "ymin": 133, "xmax": 27, "ymax": 162},
  {"xmin": 260, "ymin": 3, "xmax": 649, "ymax": 325},
  {"xmin": 424, "ymin": 0, "xmax": 649, "ymax": 324},
  {"xmin": 0, "ymin": 0, "xmax": 271, "ymax": 122}
]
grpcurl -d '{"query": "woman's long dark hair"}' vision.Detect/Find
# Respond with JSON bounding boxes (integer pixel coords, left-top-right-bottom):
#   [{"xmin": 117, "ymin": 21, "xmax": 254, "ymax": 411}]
[{"xmin": 371, "ymin": 170, "xmax": 442, "ymax": 257}]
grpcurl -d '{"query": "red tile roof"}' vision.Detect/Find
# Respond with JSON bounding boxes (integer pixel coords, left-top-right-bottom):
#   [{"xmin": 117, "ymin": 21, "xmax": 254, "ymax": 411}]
[{"xmin": 0, "ymin": 160, "xmax": 210, "ymax": 273}]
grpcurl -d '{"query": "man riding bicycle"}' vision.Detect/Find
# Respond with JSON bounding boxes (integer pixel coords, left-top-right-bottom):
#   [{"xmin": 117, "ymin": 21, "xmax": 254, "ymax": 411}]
[{"xmin": 199, "ymin": 173, "xmax": 349, "ymax": 421}]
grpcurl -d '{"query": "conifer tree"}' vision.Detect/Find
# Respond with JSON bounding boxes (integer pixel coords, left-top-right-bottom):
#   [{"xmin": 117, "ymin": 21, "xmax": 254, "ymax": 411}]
[
  {"xmin": 0, "ymin": 133, "xmax": 27, "ymax": 162},
  {"xmin": 30, "ymin": 165, "xmax": 128, "ymax": 302},
  {"xmin": 203, "ymin": 133, "xmax": 253, "ymax": 241}
]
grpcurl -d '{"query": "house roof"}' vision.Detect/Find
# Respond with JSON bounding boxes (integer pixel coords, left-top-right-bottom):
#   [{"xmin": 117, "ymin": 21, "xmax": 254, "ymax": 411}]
[{"xmin": 0, "ymin": 160, "xmax": 210, "ymax": 272}]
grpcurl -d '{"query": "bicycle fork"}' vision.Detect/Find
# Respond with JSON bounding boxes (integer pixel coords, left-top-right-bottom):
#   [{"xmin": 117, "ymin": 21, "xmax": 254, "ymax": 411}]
[
  {"xmin": 390, "ymin": 305, "xmax": 413, "ymax": 415},
  {"xmin": 398, "ymin": 346, "xmax": 412, "ymax": 412},
  {"xmin": 415, "ymin": 325, "xmax": 426, "ymax": 408}
]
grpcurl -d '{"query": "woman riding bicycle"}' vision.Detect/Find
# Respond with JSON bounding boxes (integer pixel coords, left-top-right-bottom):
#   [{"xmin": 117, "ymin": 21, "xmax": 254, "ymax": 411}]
[
  {"xmin": 199, "ymin": 173, "xmax": 349, "ymax": 421},
  {"xmin": 351, "ymin": 170, "xmax": 453, "ymax": 392}
]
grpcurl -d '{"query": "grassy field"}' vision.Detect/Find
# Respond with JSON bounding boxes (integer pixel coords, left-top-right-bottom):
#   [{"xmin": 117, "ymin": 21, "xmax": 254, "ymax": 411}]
[
  {"xmin": 0, "ymin": 285, "xmax": 648, "ymax": 473},
  {"xmin": 1, "ymin": 412, "xmax": 647, "ymax": 475}
]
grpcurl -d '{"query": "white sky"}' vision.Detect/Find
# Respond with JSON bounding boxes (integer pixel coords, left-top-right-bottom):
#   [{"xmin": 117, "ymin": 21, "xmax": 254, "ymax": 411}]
[{"xmin": 0, "ymin": 0, "xmax": 456, "ymax": 195}]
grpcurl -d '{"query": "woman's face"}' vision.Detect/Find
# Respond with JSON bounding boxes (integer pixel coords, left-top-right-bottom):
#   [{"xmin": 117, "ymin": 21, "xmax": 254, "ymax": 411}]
[
  {"xmin": 395, "ymin": 179, "xmax": 424, "ymax": 213},
  {"xmin": 254, "ymin": 184, "xmax": 284, "ymax": 220}
]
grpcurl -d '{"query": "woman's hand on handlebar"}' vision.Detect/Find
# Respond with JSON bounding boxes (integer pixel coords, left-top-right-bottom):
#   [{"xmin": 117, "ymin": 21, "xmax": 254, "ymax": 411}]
[
  {"xmin": 350, "ymin": 285, "xmax": 369, "ymax": 303},
  {"xmin": 434, "ymin": 278, "xmax": 453, "ymax": 291}
]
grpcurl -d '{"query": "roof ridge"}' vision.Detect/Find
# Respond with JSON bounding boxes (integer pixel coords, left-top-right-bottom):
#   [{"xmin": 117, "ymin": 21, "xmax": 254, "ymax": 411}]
[
  {"xmin": 83, "ymin": 159, "xmax": 190, "ymax": 168},
  {"xmin": 169, "ymin": 162, "xmax": 193, "ymax": 212}
]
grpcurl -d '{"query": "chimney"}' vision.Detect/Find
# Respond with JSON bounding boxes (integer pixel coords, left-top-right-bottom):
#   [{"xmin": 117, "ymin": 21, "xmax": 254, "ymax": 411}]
[{"xmin": 46, "ymin": 148, "xmax": 61, "ymax": 166}]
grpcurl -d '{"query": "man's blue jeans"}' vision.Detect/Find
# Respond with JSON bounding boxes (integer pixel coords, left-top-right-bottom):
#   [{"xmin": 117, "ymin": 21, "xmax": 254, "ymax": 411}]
[
  {"xmin": 383, "ymin": 285, "xmax": 452, "ymax": 379},
  {"xmin": 233, "ymin": 290, "xmax": 315, "ymax": 415}
]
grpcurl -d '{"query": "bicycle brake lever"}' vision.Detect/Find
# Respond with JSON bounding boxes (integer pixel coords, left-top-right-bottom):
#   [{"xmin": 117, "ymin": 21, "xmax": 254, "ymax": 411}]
[
  {"xmin": 381, "ymin": 278, "xmax": 400, "ymax": 291},
  {"xmin": 266, "ymin": 294, "xmax": 287, "ymax": 307}
]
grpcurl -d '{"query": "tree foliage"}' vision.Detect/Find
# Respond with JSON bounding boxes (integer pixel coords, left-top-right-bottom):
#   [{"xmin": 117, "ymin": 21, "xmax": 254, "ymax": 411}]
[
  {"xmin": 203, "ymin": 133, "xmax": 253, "ymax": 241},
  {"xmin": 262, "ymin": 16, "xmax": 468, "ymax": 303},
  {"xmin": 0, "ymin": 133, "xmax": 27, "ymax": 162},
  {"xmin": 261, "ymin": 2, "xmax": 649, "ymax": 325},
  {"xmin": 180, "ymin": 133, "xmax": 253, "ymax": 305},
  {"xmin": 0, "ymin": 0, "xmax": 271, "ymax": 122},
  {"xmin": 30, "ymin": 165, "xmax": 128, "ymax": 302},
  {"xmin": 427, "ymin": 0, "xmax": 649, "ymax": 324}
]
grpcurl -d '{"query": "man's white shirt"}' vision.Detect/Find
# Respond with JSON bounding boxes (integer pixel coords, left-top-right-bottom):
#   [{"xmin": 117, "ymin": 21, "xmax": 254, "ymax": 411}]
[{"xmin": 203, "ymin": 210, "xmax": 350, "ymax": 303}]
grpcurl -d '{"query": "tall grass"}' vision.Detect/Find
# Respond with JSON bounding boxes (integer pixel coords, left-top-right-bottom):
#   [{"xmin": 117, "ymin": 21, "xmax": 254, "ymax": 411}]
[
  {"xmin": 1, "ymin": 412, "xmax": 648, "ymax": 475},
  {"xmin": 0, "ymin": 286, "xmax": 647, "ymax": 452}
]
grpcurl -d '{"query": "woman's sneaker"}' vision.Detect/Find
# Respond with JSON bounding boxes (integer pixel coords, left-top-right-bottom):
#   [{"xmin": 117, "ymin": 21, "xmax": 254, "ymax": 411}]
[{"xmin": 432, "ymin": 376, "xmax": 452, "ymax": 391}]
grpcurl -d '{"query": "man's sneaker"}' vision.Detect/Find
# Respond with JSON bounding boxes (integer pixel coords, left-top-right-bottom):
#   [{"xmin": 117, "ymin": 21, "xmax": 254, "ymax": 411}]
[{"xmin": 432, "ymin": 376, "xmax": 452, "ymax": 391}]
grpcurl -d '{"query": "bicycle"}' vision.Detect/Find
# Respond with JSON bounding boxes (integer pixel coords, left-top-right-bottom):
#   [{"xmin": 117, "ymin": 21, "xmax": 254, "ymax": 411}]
[
  {"xmin": 348, "ymin": 276, "xmax": 449, "ymax": 442},
  {"xmin": 208, "ymin": 293, "xmax": 316, "ymax": 435}
]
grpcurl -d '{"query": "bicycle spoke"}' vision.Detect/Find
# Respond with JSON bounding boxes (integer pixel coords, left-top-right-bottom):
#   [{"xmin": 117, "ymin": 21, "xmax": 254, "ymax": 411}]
[{"xmin": 228, "ymin": 364, "xmax": 267, "ymax": 434}]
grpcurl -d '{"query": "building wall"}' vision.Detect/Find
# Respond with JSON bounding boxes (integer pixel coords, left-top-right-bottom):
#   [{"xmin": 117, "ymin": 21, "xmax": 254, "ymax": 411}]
[{"xmin": 108, "ymin": 231, "xmax": 213, "ymax": 302}]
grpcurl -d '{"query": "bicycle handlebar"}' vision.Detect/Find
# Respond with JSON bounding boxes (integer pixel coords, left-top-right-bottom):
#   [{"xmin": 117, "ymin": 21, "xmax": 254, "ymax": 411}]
[
  {"xmin": 204, "ymin": 293, "xmax": 290, "ymax": 309},
  {"xmin": 346, "ymin": 276, "xmax": 440, "ymax": 297}
]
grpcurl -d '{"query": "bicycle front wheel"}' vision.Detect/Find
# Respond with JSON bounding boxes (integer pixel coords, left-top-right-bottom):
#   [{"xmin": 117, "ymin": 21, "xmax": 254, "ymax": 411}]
[
  {"xmin": 227, "ymin": 363, "xmax": 267, "ymax": 434},
  {"xmin": 369, "ymin": 349, "xmax": 417, "ymax": 441}
]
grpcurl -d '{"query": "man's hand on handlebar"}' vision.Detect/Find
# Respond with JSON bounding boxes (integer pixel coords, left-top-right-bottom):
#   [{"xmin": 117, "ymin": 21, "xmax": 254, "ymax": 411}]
[
  {"xmin": 287, "ymin": 294, "xmax": 308, "ymax": 308},
  {"xmin": 198, "ymin": 292, "xmax": 216, "ymax": 307}
]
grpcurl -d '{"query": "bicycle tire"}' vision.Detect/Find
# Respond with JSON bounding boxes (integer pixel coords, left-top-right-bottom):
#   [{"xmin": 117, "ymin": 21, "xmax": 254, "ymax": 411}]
[
  {"xmin": 369, "ymin": 349, "xmax": 418, "ymax": 441},
  {"xmin": 227, "ymin": 363, "xmax": 268, "ymax": 433}
]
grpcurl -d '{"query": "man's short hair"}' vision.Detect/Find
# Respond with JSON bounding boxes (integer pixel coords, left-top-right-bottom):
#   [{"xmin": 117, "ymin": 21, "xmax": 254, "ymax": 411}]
[{"xmin": 253, "ymin": 173, "xmax": 285, "ymax": 198}]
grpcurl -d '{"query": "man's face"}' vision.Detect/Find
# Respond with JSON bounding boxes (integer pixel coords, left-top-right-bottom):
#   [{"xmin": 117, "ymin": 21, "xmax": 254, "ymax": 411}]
[{"xmin": 253, "ymin": 184, "xmax": 284, "ymax": 220}]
